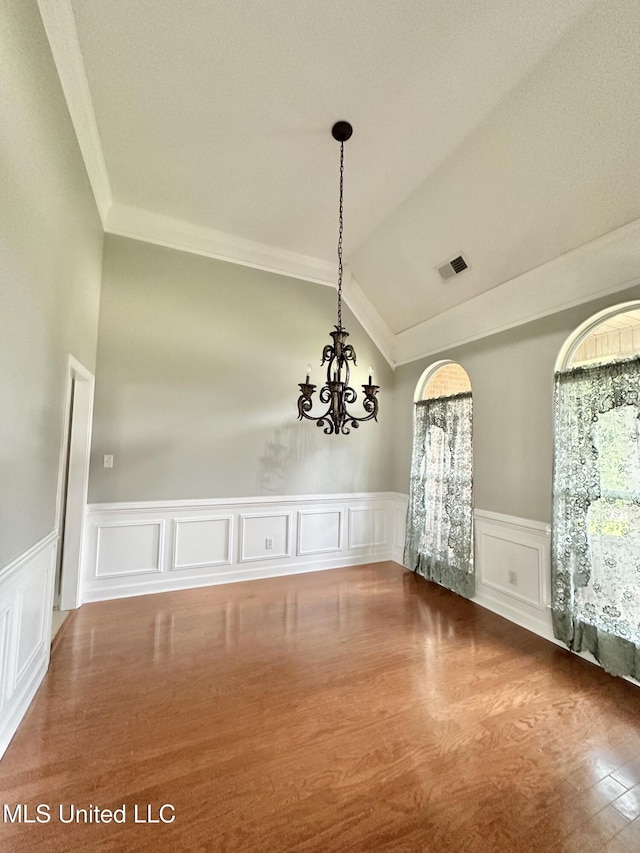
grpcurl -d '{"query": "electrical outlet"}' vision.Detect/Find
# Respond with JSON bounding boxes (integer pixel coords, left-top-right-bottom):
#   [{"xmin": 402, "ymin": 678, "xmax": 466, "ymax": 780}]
[
  {"xmin": 265, "ymin": 537, "xmax": 273, "ymax": 550},
  {"xmin": 103, "ymin": 454, "xmax": 114, "ymax": 468},
  {"xmin": 508, "ymin": 570, "xmax": 517, "ymax": 586}
]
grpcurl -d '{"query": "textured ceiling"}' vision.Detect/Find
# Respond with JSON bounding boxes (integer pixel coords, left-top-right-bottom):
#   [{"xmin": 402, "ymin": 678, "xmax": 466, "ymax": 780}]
[{"xmin": 57, "ymin": 0, "xmax": 640, "ymax": 336}]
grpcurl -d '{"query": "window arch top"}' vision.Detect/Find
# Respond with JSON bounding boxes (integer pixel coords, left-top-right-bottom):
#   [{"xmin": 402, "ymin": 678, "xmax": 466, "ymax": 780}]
[
  {"xmin": 556, "ymin": 301, "xmax": 640, "ymax": 372},
  {"xmin": 414, "ymin": 360, "xmax": 471, "ymax": 402}
]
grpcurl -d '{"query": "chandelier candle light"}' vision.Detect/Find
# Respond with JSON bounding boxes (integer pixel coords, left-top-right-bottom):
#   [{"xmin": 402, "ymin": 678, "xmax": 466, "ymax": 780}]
[{"xmin": 297, "ymin": 121, "xmax": 380, "ymax": 435}]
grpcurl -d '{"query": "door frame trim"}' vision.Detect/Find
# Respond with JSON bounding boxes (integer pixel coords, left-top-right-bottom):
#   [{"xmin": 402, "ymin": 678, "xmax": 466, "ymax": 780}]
[{"xmin": 55, "ymin": 355, "xmax": 94, "ymax": 611}]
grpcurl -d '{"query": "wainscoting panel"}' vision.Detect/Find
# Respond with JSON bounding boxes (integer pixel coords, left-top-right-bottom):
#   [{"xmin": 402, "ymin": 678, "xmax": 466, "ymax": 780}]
[
  {"xmin": 15, "ymin": 571, "xmax": 51, "ymax": 682},
  {"xmin": 172, "ymin": 516, "xmax": 232, "ymax": 571},
  {"xmin": 82, "ymin": 493, "xmax": 404, "ymax": 602},
  {"xmin": 0, "ymin": 532, "xmax": 57, "ymax": 759},
  {"xmin": 474, "ymin": 509, "xmax": 553, "ymax": 638},
  {"xmin": 297, "ymin": 509, "xmax": 342, "ymax": 556},
  {"xmin": 95, "ymin": 521, "xmax": 164, "ymax": 579},
  {"xmin": 240, "ymin": 512, "xmax": 292, "ymax": 563},
  {"xmin": 0, "ymin": 607, "xmax": 10, "ymax": 717},
  {"xmin": 348, "ymin": 507, "xmax": 386, "ymax": 550}
]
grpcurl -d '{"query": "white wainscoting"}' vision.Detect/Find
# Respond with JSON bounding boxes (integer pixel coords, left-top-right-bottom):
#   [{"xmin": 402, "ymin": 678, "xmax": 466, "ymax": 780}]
[
  {"xmin": 172, "ymin": 516, "xmax": 232, "ymax": 571},
  {"xmin": 0, "ymin": 531, "xmax": 57, "ymax": 759},
  {"xmin": 82, "ymin": 493, "xmax": 407, "ymax": 603},
  {"xmin": 297, "ymin": 509, "xmax": 342, "ymax": 556},
  {"xmin": 95, "ymin": 520, "xmax": 165, "ymax": 579},
  {"xmin": 474, "ymin": 509, "xmax": 553, "ymax": 640},
  {"xmin": 239, "ymin": 512, "xmax": 292, "ymax": 563},
  {"xmin": 395, "ymin": 498, "xmax": 553, "ymax": 639}
]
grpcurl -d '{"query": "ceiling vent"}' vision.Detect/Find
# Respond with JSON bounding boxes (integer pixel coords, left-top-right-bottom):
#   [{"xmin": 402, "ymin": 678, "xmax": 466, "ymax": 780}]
[{"xmin": 438, "ymin": 254, "xmax": 469, "ymax": 281}]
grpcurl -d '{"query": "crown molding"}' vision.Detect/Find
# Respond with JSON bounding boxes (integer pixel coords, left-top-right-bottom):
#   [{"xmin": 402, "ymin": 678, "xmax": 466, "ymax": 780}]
[
  {"xmin": 106, "ymin": 202, "xmax": 338, "ymax": 287},
  {"xmin": 37, "ymin": 0, "xmax": 112, "ymax": 224},
  {"xmin": 106, "ymin": 203, "xmax": 397, "ymax": 367},
  {"xmin": 345, "ymin": 277, "xmax": 396, "ymax": 367},
  {"xmin": 394, "ymin": 217, "xmax": 640, "ymax": 366}
]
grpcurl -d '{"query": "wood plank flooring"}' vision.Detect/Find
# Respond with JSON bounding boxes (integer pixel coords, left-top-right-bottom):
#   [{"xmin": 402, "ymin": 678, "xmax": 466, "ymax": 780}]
[{"xmin": 2, "ymin": 562, "xmax": 640, "ymax": 852}]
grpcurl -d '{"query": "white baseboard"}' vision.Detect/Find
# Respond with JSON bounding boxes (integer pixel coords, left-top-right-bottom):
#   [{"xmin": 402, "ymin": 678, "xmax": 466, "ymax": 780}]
[
  {"xmin": 82, "ymin": 493, "xmax": 410, "ymax": 603},
  {"xmin": 0, "ymin": 531, "xmax": 57, "ymax": 759}
]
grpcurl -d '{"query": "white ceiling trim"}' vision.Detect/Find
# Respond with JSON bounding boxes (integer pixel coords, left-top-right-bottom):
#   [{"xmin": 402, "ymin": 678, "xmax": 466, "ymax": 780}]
[
  {"xmin": 37, "ymin": 0, "xmax": 397, "ymax": 367},
  {"xmin": 37, "ymin": 0, "xmax": 111, "ymax": 224},
  {"xmin": 106, "ymin": 202, "xmax": 397, "ymax": 367},
  {"xmin": 106, "ymin": 201, "xmax": 338, "ymax": 287},
  {"xmin": 344, "ymin": 277, "xmax": 396, "ymax": 367},
  {"xmin": 395, "ymin": 217, "xmax": 640, "ymax": 366}
]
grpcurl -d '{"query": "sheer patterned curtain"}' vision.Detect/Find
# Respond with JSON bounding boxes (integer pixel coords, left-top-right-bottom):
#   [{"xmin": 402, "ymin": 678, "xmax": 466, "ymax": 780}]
[
  {"xmin": 552, "ymin": 356, "xmax": 640, "ymax": 678},
  {"xmin": 403, "ymin": 393, "xmax": 474, "ymax": 598}
]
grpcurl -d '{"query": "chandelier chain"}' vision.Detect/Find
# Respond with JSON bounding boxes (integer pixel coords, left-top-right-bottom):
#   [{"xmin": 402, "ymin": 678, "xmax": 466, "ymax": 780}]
[
  {"xmin": 337, "ymin": 140, "xmax": 344, "ymax": 330},
  {"xmin": 296, "ymin": 120, "xmax": 379, "ymax": 435}
]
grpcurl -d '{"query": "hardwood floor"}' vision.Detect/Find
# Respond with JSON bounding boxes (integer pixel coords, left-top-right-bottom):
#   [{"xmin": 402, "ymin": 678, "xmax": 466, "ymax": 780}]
[{"xmin": 2, "ymin": 562, "xmax": 640, "ymax": 852}]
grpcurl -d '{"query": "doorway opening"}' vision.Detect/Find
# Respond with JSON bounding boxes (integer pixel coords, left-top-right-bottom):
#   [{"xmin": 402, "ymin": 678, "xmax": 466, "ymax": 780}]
[{"xmin": 53, "ymin": 355, "xmax": 95, "ymax": 638}]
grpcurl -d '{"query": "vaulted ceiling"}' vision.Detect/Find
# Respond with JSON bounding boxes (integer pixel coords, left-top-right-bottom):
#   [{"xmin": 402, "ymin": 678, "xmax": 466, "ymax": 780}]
[{"xmin": 38, "ymin": 0, "xmax": 640, "ymax": 364}]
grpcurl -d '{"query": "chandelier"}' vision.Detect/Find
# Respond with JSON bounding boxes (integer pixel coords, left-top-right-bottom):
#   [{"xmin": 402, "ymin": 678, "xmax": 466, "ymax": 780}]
[{"xmin": 297, "ymin": 121, "xmax": 380, "ymax": 436}]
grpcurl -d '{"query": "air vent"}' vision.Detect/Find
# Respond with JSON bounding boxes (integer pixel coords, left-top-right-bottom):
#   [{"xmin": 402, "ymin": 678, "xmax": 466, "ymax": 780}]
[{"xmin": 438, "ymin": 254, "xmax": 470, "ymax": 281}]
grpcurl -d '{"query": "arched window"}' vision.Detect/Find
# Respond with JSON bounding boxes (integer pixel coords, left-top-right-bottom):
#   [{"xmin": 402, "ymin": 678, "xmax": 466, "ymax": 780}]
[
  {"xmin": 418, "ymin": 360, "xmax": 472, "ymax": 400},
  {"xmin": 551, "ymin": 301, "xmax": 640, "ymax": 678},
  {"xmin": 404, "ymin": 361, "xmax": 474, "ymax": 598}
]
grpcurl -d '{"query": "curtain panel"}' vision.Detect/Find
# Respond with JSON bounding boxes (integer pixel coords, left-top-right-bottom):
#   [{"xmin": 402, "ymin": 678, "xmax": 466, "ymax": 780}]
[
  {"xmin": 403, "ymin": 393, "xmax": 474, "ymax": 598},
  {"xmin": 551, "ymin": 356, "xmax": 640, "ymax": 678}
]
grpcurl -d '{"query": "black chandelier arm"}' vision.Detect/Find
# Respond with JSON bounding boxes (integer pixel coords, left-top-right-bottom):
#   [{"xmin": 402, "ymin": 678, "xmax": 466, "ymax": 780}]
[
  {"xmin": 296, "ymin": 380, "xmax": 379, "ymax": 435},
  {"xmin": 318, "ymin": 384, "xmax": 332, "ymax": 404},
  {"xmin": 317, "ymin": 417, "xmax": 337, "ymax": 436},
  {"xmin": 342, "ymin": 344, "xmax": 357, "ymax": 364},
  {"xmin": 297, "ymin": 397, "xmax": 340, "ymax": 435},
  {"xmin": 343, "ymin": 385, "xmax": 357, "ymax": 404},
  {"xmin": 297, "ymin": 383, "xmax": 316, "ymax": 421},
  {"xmin": 321, "ymin": 344, "xmax": 334, "ymax": 364},
  {"xmin": 355, "ymin": 403, "xmax": 378, "ymax": 421},
  {"xmin": 342, "ymin": 419, "xmax": 364, "ymax": 436},
  {"xmin": 361, "ymin": 384, "xmax": 380, "ymax": 419}
]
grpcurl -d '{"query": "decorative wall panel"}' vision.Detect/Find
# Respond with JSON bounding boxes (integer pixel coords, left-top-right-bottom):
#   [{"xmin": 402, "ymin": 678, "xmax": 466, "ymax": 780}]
[
  {"xmin": 239, "ymin": 512, "xmax": 291, "ymax": 563},
  {"xmin": 474, "ymin": 509, "xmax": 552, "ymax": 638},
  {"xmin": 348, "ymin": 507, "xmax": 386, "ymax": 549},
  {"xmin": 0, "ymin": 533, "xmax": 56, "ymax": 759},
  {"xmin": 173, "ymin": 516, "xmax": 232, "ymax": 571},
  {"xmin": 82, "ymin": 494, "xmax": 403, "ymax": 602},
  {"xmin": 95, "ymin": 521, "xmax": 164, "ymax": 578},
  {"xmin": 297, "ymin": 509, "xmax": 342, "ymax": 556}
]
